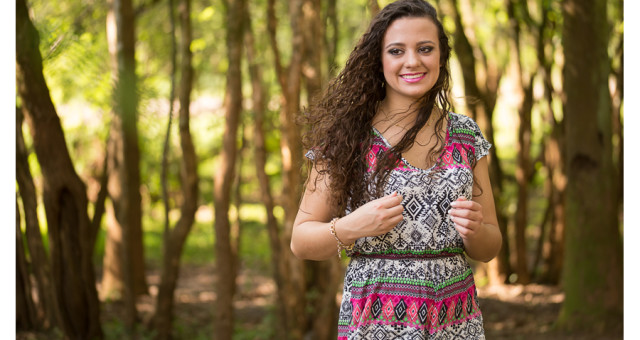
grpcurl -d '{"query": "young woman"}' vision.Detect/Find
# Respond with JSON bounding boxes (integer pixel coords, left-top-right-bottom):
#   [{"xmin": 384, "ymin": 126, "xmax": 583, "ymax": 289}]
[{"xmin": 291, "ymin": 0, "xmax": 501, "ymax": 338}]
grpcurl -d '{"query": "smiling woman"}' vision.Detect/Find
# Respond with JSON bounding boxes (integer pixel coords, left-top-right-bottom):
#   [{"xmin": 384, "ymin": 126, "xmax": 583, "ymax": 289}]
[
  {"xmin": 381, "ymin": 17, "xmax": 441, "ymax": 106},
  {"xmin": 293, "ymin": 0, "xmax": 502, "ymax": 339}
]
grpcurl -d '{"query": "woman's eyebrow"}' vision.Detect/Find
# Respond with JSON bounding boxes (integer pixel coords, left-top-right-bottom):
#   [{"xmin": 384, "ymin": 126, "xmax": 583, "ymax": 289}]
[{"xmin": 384, "ymin": 40, "xmax": 436, "ymax": 49}]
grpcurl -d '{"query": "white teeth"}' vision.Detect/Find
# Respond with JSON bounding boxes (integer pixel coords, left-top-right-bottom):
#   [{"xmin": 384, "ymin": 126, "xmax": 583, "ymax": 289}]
[{"xmin": 401, "ymin": 73, "xmax": 425, "ymax": 79}]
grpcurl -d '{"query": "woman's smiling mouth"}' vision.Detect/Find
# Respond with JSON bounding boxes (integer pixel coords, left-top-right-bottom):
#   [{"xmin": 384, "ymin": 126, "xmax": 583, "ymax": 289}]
[{"xmin": 400, "ymin": 72, "xmax": 426, "ymax": 83}]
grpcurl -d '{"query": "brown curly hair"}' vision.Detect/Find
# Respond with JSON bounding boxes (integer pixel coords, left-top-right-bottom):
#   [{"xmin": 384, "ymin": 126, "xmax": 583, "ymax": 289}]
[{"xmin": 300, "ymin": 0, "xmax": 453, "ymax": 216}]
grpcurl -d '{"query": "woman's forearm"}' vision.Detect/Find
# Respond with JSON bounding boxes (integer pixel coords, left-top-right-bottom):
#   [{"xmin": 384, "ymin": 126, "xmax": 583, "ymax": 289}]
[{"xmin": 462, "ymin": 222, "xmax": 502, "ymax": 263}]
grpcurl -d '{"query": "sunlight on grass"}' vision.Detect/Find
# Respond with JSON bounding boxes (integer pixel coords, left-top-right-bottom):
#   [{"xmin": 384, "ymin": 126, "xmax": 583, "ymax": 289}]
[{"xmin": 132, "ymin": 203, "xmax": 274, "ymax": 270}]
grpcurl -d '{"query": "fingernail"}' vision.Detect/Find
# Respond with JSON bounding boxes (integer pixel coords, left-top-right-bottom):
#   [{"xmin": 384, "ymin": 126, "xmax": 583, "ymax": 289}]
[{"xmin": 450, "ymin": 202, "xmax": 458, "ymax": 207}]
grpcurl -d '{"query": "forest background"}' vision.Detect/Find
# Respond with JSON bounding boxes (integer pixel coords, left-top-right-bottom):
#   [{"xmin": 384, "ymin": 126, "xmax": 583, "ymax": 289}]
[{"xmin": 12, "ymin": 0, "xmax": 628, "ymax": 339}]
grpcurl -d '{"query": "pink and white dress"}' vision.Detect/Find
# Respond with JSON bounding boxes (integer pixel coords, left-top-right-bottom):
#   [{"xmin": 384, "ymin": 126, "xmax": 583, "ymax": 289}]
[{"xmin": 336, "ymin": 112, "xmax": 491, "ymax": 340}]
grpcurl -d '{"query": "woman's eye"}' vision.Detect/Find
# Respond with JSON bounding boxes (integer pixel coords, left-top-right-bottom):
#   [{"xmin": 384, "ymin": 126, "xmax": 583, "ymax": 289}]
[
  {"xmin": 419, "ymin": 46, "xmax": 434, "ymax": 54},
  {"xmin": 388, "ymin": 48, "xmax": 403, "ymax": 55}
]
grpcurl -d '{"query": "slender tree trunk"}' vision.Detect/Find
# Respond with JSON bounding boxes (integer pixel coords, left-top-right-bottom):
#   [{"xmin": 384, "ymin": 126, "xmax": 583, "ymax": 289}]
[
  {"xmin": 267, "ymin": 0, "xmax": 309, "ymax": 337},
  {"xmin": 16, "ymin": 0, "xmax": 103, "ymax": 337},
  {"xmin": 369, "ymin": 0, "xmax": 380, "ymax": 17},
  {"xmin": 539, "ymin": 125, "xmax": 565, "ymax": 285},
  {"xmin": 104, "ymin": 0, "xmax": 147, "ymax": 331},
  {"xmin": 90, "ymin": 142, "xmax": 111, "ymax": 248},
  {"xmin": 16, "ymin": 199, "xmax": 39, "ymax": 331},
  {"xmin": 244, "ymin": 14, "xmax": 289, "ymax": 340},
  {"xmin": 302, "ymin": 0, "xmax": 323, "ymax": 100},
  {"xmin": 535, "ymin": 9, "xmax": 566, "ymax": 284},
  {"xmin": 16, "ymin": 107, "xmax": 60, "ymax": 330},
  {"xmin": 300, "ymin": 1, "xmax": 342, "ymax": 338},
  {"xmin": 152, "ymin": 0, "xmax": 198, "ymax": 338},
  {"xmin": 506, "ymin": 0, "xmax": 534, "ymax": 284},
  {"xmin": 213, "ymin": 0, "xmax": 245, "ymax": 339},
  {"xmin": 559, "ymin": 0, "xmax": 623, "ymax": 332},
  {"xmin": 161, "ymin": 0, "xmax": 178, "ymax": 248},
  {"xmin": 609, "ymin": 9, "xmax": 623, "ymax": 226},
  {"xmin": 444, "ymin": 0, "xmax": 509, "ymax": 284},
  {"xmin": 325, "ymin": 0, "xmax": 338, "ymax": 78},
  {"xmin": 231, "ymin": 124, "xmax": 246, "ymax": 256}
]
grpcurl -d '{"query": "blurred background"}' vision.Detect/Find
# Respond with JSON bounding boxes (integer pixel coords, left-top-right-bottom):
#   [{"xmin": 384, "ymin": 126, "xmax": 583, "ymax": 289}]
[{"xmin": 15, "ymin": 0, "xmax": 623, "ymax": 339}]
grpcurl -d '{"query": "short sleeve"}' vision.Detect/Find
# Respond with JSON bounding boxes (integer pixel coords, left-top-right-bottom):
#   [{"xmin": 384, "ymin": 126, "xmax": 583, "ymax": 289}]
[{"xmin": 470, "ymin": 121, "xmax": 491, "ymax": 161}]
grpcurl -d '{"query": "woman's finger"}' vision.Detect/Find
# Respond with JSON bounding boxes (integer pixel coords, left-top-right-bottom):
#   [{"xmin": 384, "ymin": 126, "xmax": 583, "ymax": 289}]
[
  {"xmin": 450, "ymin": 198, "xmax": 479, "ymax": 211},
  {"xmin": 375, "ymin": 193, "xmax": 404, "ymax": 209}
]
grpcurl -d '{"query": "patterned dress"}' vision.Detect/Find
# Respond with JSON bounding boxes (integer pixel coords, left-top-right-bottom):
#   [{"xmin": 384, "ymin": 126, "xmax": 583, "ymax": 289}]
[{"xmin": 337, "ymin": 112, "xmax": 491, "ymax": 340}]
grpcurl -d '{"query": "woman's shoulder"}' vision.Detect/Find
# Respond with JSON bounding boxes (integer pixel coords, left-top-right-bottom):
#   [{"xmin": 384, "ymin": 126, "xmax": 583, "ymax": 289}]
[{"xmin": 447, "ymin": 112, "xmax": 480, "ymax": 130}]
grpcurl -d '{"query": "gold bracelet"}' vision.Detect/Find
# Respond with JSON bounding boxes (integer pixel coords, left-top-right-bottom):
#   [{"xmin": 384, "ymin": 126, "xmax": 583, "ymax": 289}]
[{"xmin": 329, "ymin": 217, "xmax": 354, "ymax": 259}]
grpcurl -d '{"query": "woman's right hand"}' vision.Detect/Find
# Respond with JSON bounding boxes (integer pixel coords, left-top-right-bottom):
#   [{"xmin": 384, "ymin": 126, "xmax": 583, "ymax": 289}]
[{"xmin": 340, "ymin": 192, "xmax": 405, "ymax": 241}]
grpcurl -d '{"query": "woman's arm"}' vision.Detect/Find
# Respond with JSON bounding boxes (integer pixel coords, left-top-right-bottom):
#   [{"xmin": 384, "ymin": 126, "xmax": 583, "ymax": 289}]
[
  {"xmin": 448, "ymin": 156, "xmax": 502, "ymax": 262},
  {"xmin": 291, "ymin": 164, "xmax": 404, "ymax": 261}
]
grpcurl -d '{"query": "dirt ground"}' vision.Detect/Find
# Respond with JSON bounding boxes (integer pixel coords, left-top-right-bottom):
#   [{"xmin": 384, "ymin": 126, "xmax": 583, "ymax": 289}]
[{"xmin": 18, "ymin": 264, "xmax": 623, "ymax": 339}]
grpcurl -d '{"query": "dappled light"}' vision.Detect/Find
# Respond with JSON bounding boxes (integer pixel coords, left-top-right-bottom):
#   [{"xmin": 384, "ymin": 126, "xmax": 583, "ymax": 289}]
[{"xmin": 16, "ymin": 0, "xmax": 623, "ymax": 339}]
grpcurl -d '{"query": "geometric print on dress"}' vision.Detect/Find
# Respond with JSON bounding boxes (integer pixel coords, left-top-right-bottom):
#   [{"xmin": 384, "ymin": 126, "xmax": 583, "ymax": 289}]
[
  {"xmin": 337, "ymin": 112, "xmax": 491, "ymax": 340},
  {"xmin": 347, "ymin": 268, "xmax": 481, "ymax": 335}
]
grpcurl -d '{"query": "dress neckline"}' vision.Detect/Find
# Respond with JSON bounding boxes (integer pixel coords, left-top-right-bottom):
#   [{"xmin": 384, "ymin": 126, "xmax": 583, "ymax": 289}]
[{"xmin": 371, "ymin": 113, "xmax": 451, "ymax": 172}]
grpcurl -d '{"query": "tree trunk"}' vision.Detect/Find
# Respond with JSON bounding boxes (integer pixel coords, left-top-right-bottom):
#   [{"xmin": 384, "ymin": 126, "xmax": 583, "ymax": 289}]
[
  {"xmin": 152, "ymin": 0, "xmax": 199, "ymax": 338},
  {"xmin": 245, "ymin": 14, "xmax": 290, "ymax": 340},
  {"xmin": 267, "ymin": 0, "xmax": 310, "ymax": 337},
  {"xmin": 16, "ymin": 0, "xmax": 103, "ymax": 337},
  {"xmin": 506, "ymin": 0, "xmax": 535, "ymax": 284},
  {"xmin": 302, "ymin": 0, "xmax": 323, "ymax": 100},
  {"xmin": 300, "ymin": 2, "xmax": 342, "ymax": 338},
  {"xmin": 369, "ymin": 0, "xmax": 380, "ymax": 17},
  {"xmin": 325, "ymin": 0, "xmax": 338, "ymax": 78},
  {"xmin": 16, "ymin": 107, "xmax": 61, "ymax": 330},
  {"xmin": 16, "ymin": 200, "xmax": 39, "ymax": 331},
  {"xmin": 161, "ymin": 0, "xmax": 178, "ymax": 247},
  {"xmin": 559, "ymin": 0, "xmax": 623, "ymax": 332},
  {"xmin": 212, "ymin": 0, "xmax": 245, "ymax": 339},
  {"xmin": 444, "ymin": 0, "xmax": 510, "ymax": 284},
  {"xmin": 103, "ymin": 0, "xmax": 147, "ymax": 330}
]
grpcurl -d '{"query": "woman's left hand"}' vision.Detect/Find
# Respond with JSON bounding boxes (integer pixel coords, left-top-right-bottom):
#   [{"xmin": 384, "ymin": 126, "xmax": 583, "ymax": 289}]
[{"xmin": 448, "ymin": 197, "xmax": 485, "ymax": 241}]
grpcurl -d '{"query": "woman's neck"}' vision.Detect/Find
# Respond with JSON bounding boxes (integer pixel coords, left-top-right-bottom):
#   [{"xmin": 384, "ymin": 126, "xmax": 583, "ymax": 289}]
[{"xmin": 375, "ymin": 99, "xmax": 421, "ymax": 130}]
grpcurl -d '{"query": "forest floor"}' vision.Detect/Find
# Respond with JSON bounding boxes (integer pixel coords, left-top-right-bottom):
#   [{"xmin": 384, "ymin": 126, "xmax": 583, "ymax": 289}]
[{"xmin": 18, "ymin": 264, "xmax": 623, "ymax": 339}]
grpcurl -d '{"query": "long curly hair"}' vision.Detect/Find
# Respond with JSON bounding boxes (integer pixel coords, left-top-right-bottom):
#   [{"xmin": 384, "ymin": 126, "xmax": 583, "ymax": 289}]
[{"xmin": 300, "ymin": 0, "xmax": 453, "ymax": 216}]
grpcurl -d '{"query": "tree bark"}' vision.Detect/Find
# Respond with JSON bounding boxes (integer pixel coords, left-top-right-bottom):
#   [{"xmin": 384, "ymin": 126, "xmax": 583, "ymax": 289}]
[
  {"xmin": 559, "ymin": 0, "xmax": 623, "ymax": 332},
  {"xmin": 325, "ymin": 0, "xmax": 338, "ymax": 78},
  {"xmin": 16, "ymin": 199, "xmax": 39, "ymax": 331},
  {"xmin": 103, "ymin": 0, "xmax": 147, "ymax": 330},
  {"xmin": 151, "ymin": 0, "xmax": 199, "ymax": 338},
  {"xmin": 16, "ymin": 0, "xmax": 103, "ymax": 337},
  {"xmin": 534, "ymin": 4, "xmax": 566, "ymax": 284},
  {"xmin": 161, "ymin": 0, "xmax": 178, "ymax": 247},
  {"xmin": 302, "ymin": 0, "xmax": 323, "ymax": 100},
  {"xmin": 213, "ymin": 0, "xmax": 245, "ymax": 339},
  {"xmin": 444, "ymin": 0, "xmax": 509, "ymax": 284},
  {"xmin": 245, "ymin": 14, "xmax": 289, "ymax": 340},
  {"xmin": 300, "ymin": 2, "xmax": 342, "ymax": 338},
  {"xmin": 369, "ymin": 0, "xmax": 380, "ymax": 17},
  {"xmin": 506, "ymin": 0, "xmax": 535, "ymax": 284},
  {"xmin": 267, "ymin": 0, "xmax": 310, "ymax": 337},
  {"xmin": 16, "ymin": 107, "xmax": 61, "ymax": 330}
]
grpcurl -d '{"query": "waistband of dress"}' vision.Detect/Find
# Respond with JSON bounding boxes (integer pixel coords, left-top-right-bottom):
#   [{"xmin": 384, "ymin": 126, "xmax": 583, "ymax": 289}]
[{"xmin": 350, "ymin": 248, "xmax": 464, "ymax": 260}]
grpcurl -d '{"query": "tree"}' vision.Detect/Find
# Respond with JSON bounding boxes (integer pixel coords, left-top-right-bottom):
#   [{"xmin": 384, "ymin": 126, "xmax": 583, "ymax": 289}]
[
  {"xmin": 16, "ymin": 0, "xmax": 103, "ymax": 337},
  {"xmin": 559, "ymin": 0, "xmax": 623, "ymax": 332},
  {"xmin": 212, "ymin": 0, "xmax": 245, "ymax": 338},
  {"xmin": 151, "ymin": 0, "xmax": 199, "ymax": 338},
  {"xmin": 102, "ymin": 0, "xmax": 147, "ymax": 330},
  {"xmin": 266, "ymin": 0, "xmax": 312, "ymax": 337},
  {"xmin": 440, "ymin": 0, "xmax": 510, "ymax": 284},
  {"xmin": 16, "ymin": 106, "xmax": 61, "ymax": 331}
]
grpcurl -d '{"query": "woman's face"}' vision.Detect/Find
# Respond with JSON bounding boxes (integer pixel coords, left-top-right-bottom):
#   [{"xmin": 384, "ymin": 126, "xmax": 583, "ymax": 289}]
[{"xmin": 381, "ymin": 16, "xmax": 441, "ymax": 105}]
